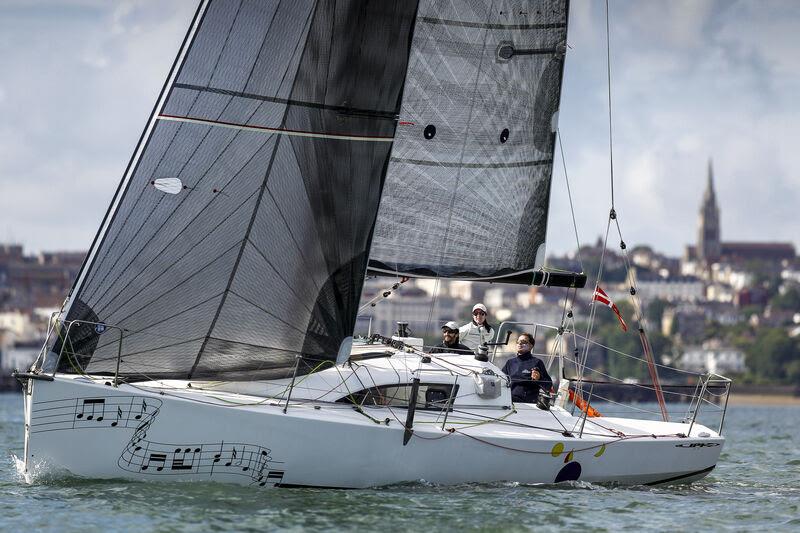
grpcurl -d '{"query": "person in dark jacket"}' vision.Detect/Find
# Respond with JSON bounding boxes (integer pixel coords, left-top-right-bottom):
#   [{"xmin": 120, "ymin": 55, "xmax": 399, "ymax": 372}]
[
  {"xmin": 430, "ymin": 321, "xmax": 474, "ymax": 354},
  {"xmin": 501, "ymin": 332, "xmax": 553, "ymax": 403}
]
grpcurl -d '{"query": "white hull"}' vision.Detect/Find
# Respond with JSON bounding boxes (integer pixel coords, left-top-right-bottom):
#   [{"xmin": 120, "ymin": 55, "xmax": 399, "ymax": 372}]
[{"xmin": 22, "ymin": 354, "xmax": 723, "ymax": 488}]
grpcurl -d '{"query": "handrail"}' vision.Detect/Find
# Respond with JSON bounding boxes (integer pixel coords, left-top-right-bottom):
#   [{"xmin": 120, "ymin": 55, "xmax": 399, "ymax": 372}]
[
  {"xmin": 43, "ymin": 318, "xmax": 127, "ymax": 386},
  {"xmin": 30, "ymin": 311, "xmax": 60, "ymax": 372},
  {"xmin": 558, "ymin": 370, "xmax": 732, "ymax": 436}
]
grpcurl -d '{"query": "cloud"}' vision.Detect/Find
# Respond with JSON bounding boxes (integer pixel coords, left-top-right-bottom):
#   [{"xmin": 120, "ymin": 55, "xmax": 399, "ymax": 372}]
[
  {"xmin": 0, "ymin": 0, "xmax": 798, "ymax": 262},
  {"xmin": 0, "ymin": 0, "xmax": 195, "ymax": 251},
  {"xmin": 549, "ymin": 0, "xmax": 800, "ymax": 256}
]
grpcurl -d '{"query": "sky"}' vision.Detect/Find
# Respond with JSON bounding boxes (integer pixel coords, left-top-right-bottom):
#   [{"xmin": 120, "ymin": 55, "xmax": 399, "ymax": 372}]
[{"xmin": 0, "ymin": 0, "xmax": 798, "ymax": 258}]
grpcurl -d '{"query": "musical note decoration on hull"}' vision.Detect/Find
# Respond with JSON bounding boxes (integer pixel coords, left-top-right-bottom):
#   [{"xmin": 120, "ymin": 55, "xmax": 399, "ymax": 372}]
[
  {"xmin": 119, "ymin": 439, "xmax": 283, "ymax": 487},
  {"xmin": 30, "ymin": 396, "xmax": 162, "ymax": 434},
  {"xmin": 30, "ymin": 394, "xmax": 284, "ymax": 487}
]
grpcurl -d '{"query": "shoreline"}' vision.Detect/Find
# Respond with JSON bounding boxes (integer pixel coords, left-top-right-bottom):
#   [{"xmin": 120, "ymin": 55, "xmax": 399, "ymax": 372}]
[{"xmin": 727, "ymin": 394, "xmax": 800, "ymax": 406}]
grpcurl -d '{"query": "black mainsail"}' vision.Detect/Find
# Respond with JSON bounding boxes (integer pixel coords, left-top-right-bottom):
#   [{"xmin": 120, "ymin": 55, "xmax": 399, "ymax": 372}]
[{"xmin": 57, "ymin": 0, "xmax": 419, "ymax": 380}]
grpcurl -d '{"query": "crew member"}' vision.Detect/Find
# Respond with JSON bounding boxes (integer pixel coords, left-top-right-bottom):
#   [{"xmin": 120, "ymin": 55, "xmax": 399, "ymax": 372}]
[
  {"xmin": 431, "ymin": 321, "xmax": 473, "ymax": 354},
  {"xmin": 501, "ymin": 332, "xmax": 552, "ymax": 403},
  {"xmin": 459, "ymin": 303, "xmax": 494, "ymax": 350}
]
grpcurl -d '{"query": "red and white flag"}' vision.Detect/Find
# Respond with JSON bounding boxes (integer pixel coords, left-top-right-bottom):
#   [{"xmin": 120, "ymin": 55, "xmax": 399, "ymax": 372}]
[{"xmin": 592, "ymin": 285, "xmax": 628, "ymax": 332}]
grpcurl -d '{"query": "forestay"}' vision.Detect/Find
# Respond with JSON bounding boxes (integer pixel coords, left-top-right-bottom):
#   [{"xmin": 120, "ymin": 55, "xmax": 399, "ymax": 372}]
[
  {"xmin": 369, "ymin": 0, "xmax": 569, "ymax": 283},
  {"xmin": 56, "ymin": 0, "xmax": 419, "ymax": 380}
]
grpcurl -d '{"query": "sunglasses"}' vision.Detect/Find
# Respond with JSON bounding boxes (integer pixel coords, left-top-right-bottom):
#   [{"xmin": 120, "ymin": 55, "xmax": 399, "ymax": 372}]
[
  {"xmin": 473, "ymin": 311, "xmax": 486, "ymax": 316},
  {"xmin": 443, "ymin": 329, "xmax": 458, "ymax": 334}
]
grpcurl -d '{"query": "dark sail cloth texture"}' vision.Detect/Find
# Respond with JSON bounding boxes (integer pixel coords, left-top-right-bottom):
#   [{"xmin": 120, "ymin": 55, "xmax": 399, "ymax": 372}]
[
  {"xmin": 369, "ymin": 0, "xmax": 569, "ymax": 282},
  {"xmin": 57, "ymin": 0, "xmax": 419, "ymax": 380},
  {"xmin": 501, "ymin": 352, "xmax": 552, "ymax": 403},
  {"xmin": 430, "ymin": 341, "xmax": 473, "ymax": 355}
]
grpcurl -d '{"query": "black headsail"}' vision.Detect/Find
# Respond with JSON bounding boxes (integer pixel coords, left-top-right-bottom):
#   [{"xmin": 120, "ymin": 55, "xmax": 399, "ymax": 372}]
[
  {"xmin": 369, "ymin": 0, "xmax": 580, "ymax": 288},
  {"xmin": 57, "ymin": 0, "xmax": 419, "ymax": 380}
]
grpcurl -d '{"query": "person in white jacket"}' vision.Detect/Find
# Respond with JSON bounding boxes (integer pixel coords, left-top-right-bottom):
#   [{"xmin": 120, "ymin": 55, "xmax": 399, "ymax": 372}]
[{"xmin": 459, "ymin": 303, "xmax": 494, "ymax": 350}]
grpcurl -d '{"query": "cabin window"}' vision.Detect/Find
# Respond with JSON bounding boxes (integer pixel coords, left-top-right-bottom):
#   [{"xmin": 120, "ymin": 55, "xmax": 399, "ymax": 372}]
[{"xmin": 339, "ymin": 383, "xmax": 458, "ymax": 411}]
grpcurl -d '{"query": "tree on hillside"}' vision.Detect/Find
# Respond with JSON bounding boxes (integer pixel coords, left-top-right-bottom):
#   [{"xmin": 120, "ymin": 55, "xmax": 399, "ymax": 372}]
[
  {"xmin": 644, "ymin": 298, "xmax": 669, "ymax": 329},
  {"xmin": 745, "ymin": 328, "xmax": 800, "ymax": 382},
  {"xmin": 770, "ymin": 284, "xmax": 800, "ymax": 312}
]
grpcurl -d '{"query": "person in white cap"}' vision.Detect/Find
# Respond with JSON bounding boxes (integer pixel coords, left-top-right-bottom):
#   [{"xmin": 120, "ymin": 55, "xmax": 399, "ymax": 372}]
[
  {"xmin": 459, "ymin": 303, "xmax": 494, "ymax": 350},
  {"xmin": 430, "ymin": 321, "xmax": 473, "ymax": 354}
]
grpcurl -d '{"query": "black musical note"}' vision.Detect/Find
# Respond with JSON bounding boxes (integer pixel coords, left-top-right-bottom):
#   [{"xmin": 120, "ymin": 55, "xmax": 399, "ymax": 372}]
[
  {"xmin": 76, "ymin": 398, "xmax": 105, "ymax": 421},
  {"xmin": 171, "ymin": 447, "xmax": 201, "ymax": 471},
  {"xmin": 116, "ymin": 435, "xmax": 281, "ymax": 484},
  {"xmin": 255, "ymin": 450, "xmax": 270, "ymax": 482},
  {"xmin": 224, "ymin": 447, "xmax": 238, "ymax": 467},
  {"xmin": 110, "ymin": 406, "xmax": 123, "ymax": 427},
  {"xmin": 240, "ymin": 449, "xmax": 254, "ymax": 472},
  {"xmin": 141, "ymin": 452, "xmax": 166, "ymax": 471},
  {"xmin": 260, "ymin": 470, "xmax": 284, "ymax": 487},
  {"xmin": 131, "ymin": 417, "xmax": 153, "ymax": 445},
  {"xmin": 134, "ymin": 399, "xmax": 147, "ymax": 420}
]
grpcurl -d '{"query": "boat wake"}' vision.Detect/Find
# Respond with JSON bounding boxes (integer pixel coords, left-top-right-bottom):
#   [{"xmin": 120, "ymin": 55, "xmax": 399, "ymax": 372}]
[{"xmin": 11, "ymin": 453, "xmax": 31, "ymax": 484}]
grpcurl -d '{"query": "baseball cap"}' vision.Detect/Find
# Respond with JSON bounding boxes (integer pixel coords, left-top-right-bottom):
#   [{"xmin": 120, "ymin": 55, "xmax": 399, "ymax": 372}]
[
  {"xmin": 472, "ymin": 303, "xmax": 487, "ymax": 314},
  {"xmin": 441, "ymin": 321, "xmax": 459, "ymax": 331}
]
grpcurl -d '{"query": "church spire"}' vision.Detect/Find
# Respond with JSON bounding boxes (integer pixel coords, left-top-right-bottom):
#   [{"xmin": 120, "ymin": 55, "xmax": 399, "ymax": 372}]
[
  {"xmin": 698, "ymin": 158, "xmax": 721, "ymax": 263},
  {"xmin": 703, "ymin": 158, "xmax": 716, "ymax": 203}
]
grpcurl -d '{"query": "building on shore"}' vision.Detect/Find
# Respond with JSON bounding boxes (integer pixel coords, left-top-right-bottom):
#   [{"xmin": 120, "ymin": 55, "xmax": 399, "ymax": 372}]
[
  {"xmin": 0, "ymin": 243, "xmax": 85, "ymax": 313},
  {"xmin": 682, "ymin": 161, "xmax": 795, "ymax": 278},
  {"xmin": 678, "ymin": 340, "xmax": 746, "ymax": 375}
]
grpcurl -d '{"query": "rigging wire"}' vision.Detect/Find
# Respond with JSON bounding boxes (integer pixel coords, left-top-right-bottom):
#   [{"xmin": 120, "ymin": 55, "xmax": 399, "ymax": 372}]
[
  {"xmin": 575, "ymin": 0, "xmax": 616, "ymax": 399},
  {"xmin": 605, "ymin": 0, "xmax": 616, "ymax": 209},
  {"xmin": 357, "ymin": 276, "xmax": 410, "ymax": 314},
  {"xmin": 425, "ymin": 278, "xmax": 441, "ymax": 338},
  {"xmin": 556, "ymin": 130, "xmax": 584, "ymax": 274}
]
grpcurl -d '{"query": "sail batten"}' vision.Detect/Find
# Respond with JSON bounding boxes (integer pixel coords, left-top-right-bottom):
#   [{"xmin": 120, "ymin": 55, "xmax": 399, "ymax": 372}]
[
  {"xmin": 389, "ymin": 157, "xmax": 553, "ymax": 169},
  {"xmin": 158, "ymin": 114, "xmax": 396, "ymax": 142}
]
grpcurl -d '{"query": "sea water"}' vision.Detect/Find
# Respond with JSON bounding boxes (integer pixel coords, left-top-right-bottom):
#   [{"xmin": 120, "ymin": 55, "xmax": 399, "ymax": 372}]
[{"xmin": 1, "ymin": 392, "xmax": 798, "ymax": 532}]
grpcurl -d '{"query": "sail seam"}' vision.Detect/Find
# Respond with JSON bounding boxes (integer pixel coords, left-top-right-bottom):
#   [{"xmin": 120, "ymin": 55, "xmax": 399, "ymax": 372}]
[
  {"xmin": 390, "ymin": 157, "xmax": 552, "ymax": 169},
  {"xmin": 82, "ymin": 1, "xmax": 247, "ymax": 301},
  {"xmin": 174, "ymin": 82, "xmax": 397, "ymax": 119},
  {"xmin": 434, "ymin": 2, "xmax": 495, "ymax": 286},
  {"xmin": 89, "ymin": 336, "xmax": 207, "ymax": 364},
  {"xmin": 245, "ymin": 238, "xmax": 317, "ymax": 316},
  {"xmin": 188, "ymin": 138, "xmax": 283, "ymax": 379},
  {"xmin": 263, "ymin": 188, "xmax": 324, "ymax": 294},
  {"xmin": 97, "ymin": 239, "xmax": 245, "ymax": 324},
  {"xmin": 226, "ymin": 289, "xmax": 310, "ymax": 337},
  {"xmin": 89, "ymin": 131, "xmax": 273, "ymax": 311},
  {"xmin": 93, "ymin": 291, "xmax": 226, "ymax": 352},
  {"xmin": 157, "ymin": 114, "xmax": 394, "ymax": 142},
  {"xmin": 188, "ymin": 2, "xmax": 321, "ymax": 379},
  {"xmin": 420, "ymin": 17, "xmax": 566, "ymax": 30},
  {"xmin": 86, "ymin": 82, "xmax": 279, "ymax": 304}
]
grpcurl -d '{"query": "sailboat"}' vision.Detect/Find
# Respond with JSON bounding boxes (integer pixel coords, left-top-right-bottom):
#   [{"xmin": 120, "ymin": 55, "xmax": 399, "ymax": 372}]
[{"xmin": 15, "ymin": 0, "xmax": 729, "ymax": 488}]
